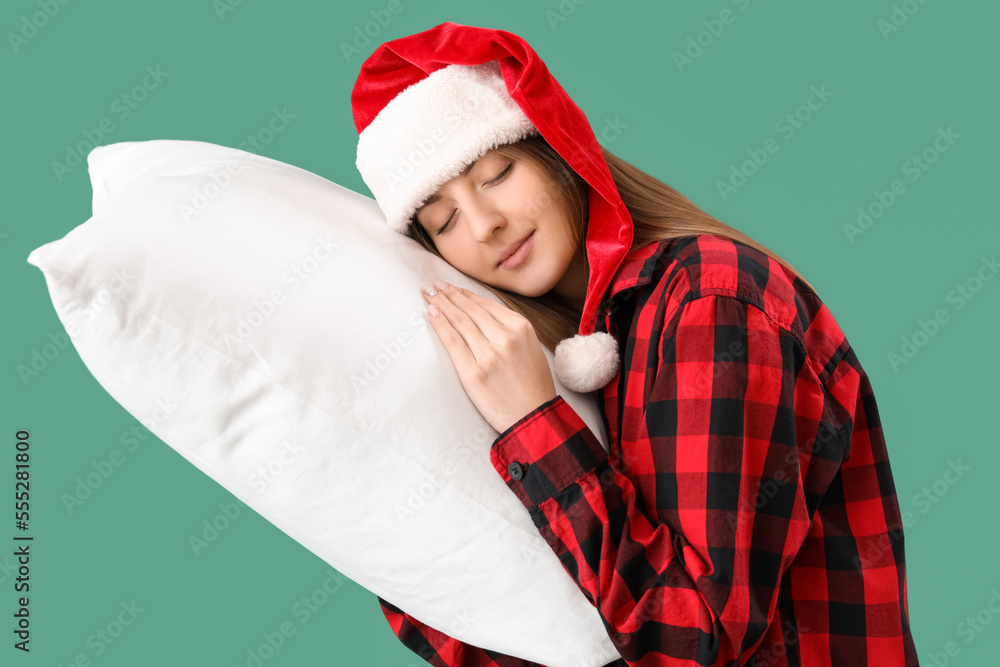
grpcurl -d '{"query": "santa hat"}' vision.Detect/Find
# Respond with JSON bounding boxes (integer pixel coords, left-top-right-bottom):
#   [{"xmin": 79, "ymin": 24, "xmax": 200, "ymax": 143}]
[{"xmin": 351, "ymin": 21, "xmax": 633, "ymax": 394}]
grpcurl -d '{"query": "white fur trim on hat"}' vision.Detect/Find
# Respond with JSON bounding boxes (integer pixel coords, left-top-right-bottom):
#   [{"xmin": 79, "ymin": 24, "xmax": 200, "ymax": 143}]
[
  {"xmin": 553, "ymin": 332, "xmax": 620, "ymax": 393},
  {"xmin": 356, "ymin": 62, "xmax": 537, "ymax": 234}
]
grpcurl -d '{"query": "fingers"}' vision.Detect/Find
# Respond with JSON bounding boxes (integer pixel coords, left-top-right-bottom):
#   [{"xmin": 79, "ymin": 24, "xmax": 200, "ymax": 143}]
[
  {"xmin": 449, "ymin": 286, "xmax": 525, "ymax": 329},
  {"xmin": 427, "ymin": 282, "xmax": 522, "ymax": 327},
  {"xmin": 425, "ymin": 302, "xmax": 479, "ymax": 377},
  {"xmin": 422, "ymin": 282, "xmax": 510, "ymax": 363}
]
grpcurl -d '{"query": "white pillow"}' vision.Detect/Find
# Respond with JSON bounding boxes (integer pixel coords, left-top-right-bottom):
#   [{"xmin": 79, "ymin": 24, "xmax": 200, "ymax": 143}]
[{"xmin": 26, "ymin": 140, "xmax": 622, "ymax": 667}]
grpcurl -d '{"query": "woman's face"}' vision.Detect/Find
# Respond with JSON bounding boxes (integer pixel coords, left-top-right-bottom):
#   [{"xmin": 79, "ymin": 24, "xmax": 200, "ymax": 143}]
[{"xmin": 414, "ymin": 149, "xmax": 585, "ymax": 302}]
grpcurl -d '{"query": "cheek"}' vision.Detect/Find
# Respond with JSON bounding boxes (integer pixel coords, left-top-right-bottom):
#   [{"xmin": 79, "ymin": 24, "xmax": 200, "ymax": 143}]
[
  {"xmin": 440, "ymin": 240, "xmax": 484, "ymax": 273},
  {"xmin": 517, "ymin": 182, "xmax": 556, "ymax": 219}
]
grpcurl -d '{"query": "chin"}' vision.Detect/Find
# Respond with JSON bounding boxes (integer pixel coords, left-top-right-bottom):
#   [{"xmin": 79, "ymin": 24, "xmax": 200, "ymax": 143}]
[
  {"xmin": 515, "ymin": 286, "xmax": 549, "ymax": 299},
  {"xmin": 510, "ymin": 258, "xmax": 573, "ymax": 299},
  {"xmin": 508, "ymin": 274, "xmax": 560, "ymax": 299}
]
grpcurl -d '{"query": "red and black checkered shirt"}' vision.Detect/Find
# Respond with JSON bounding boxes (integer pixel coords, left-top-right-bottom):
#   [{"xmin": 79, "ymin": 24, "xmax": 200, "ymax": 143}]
[{"xmin": 378, "ymin": 234, "xmax": 918, "ymax": 666}]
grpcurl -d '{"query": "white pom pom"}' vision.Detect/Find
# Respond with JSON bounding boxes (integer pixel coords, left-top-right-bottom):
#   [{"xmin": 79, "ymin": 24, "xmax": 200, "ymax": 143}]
[{"xmin": 553, "ymin": 332, "xmax": 620, "ymax": 393}]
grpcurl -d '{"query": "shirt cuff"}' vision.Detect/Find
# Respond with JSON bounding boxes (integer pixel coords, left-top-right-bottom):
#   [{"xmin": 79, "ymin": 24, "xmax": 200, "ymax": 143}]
[{"xmin": 489, "ymin": 395, "xmax": 610, "ymax": 510}]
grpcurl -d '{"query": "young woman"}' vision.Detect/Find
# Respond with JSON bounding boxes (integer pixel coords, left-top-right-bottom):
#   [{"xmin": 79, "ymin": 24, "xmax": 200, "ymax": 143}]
[{"xmin": 352, "ymin": 22, "xmax": 918, "ymax": 667}]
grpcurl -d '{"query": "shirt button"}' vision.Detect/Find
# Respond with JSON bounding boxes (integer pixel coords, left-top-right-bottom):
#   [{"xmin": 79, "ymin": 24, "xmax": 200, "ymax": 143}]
[{"xmin": 507, "ymin": 462, "xmax": 525, "ymax": 481}]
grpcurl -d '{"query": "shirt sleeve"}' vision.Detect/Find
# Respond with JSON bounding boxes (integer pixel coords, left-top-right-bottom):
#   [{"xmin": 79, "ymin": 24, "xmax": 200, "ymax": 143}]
[
  {"xmin": 375, "ymin": 595, "xmax": 551, "ymax": 667},
  {"xmin": 489, "ymin": 294, "xmax": 841, "ymax": 665}
]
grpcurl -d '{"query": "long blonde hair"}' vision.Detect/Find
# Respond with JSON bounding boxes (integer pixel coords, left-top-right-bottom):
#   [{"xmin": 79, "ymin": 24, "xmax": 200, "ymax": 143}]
[{"xmin": 405, "ymin": 134, "xmax": 813, "ymax": 352}]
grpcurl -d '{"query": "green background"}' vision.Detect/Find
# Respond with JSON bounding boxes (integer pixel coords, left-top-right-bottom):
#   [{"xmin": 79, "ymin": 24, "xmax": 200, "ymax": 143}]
[{"xmin": 2, "ymin": 0, "xmax": 997, "ymax": 664}]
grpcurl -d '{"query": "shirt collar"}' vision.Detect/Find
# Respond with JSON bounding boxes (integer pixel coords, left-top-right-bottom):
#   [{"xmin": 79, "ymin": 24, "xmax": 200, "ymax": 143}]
[
  {"xmin": 607, "ymin": 239, "xmax": 668, "ymax": 296},
  {"xmin": 595, "ymin": 239, "xmax": 671, "ymax": 325}
]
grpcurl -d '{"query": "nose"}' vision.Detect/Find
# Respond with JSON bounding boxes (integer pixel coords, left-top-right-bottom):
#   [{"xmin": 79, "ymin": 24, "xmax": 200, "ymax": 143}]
[{"xmin": 464, "ymin": 198, "xmax": 504, "ymax": 243}]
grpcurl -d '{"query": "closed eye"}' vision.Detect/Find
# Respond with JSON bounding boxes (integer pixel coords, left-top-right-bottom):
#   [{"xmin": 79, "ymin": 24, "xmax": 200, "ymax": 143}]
[
  {"xmin": 435, "ymin": 214, "xmax": 454, "ymax": 237},
  {"xmin": 489, "ymin": 161, "xmax": 512, "ymax": 185},
  {"xmin": 434, "ymin": 161, "xmax": 513, "ymax": 236}
]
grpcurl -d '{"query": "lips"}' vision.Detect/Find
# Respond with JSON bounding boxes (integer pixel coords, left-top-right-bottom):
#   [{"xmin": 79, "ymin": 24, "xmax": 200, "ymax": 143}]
[{"xmin": 498, "ymin": 231, "xmax": 533, "ymax": 267}]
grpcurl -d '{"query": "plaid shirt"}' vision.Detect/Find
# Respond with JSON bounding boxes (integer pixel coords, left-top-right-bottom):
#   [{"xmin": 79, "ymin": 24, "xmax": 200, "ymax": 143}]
[{"xmin": 378, "ymin": 234, "xmax": 918, "ymax": 666}]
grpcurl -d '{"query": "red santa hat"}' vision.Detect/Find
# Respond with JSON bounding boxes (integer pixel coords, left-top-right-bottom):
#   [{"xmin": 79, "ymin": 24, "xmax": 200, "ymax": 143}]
[{"xmin": 351, "ymin": 21, "xmax": 632, "ymax": 394}]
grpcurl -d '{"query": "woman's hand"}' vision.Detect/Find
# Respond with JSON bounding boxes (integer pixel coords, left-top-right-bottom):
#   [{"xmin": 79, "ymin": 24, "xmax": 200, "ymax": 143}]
[{"xmin": 422, "ymin": 280, "xmax": 557, "ymax": 434}]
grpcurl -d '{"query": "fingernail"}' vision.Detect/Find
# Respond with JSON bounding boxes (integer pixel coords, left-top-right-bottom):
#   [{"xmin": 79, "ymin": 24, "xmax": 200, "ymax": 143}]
[
  {"xmin": 422, "ymin": 284, "xmax": 438, "ymax": 296},
  {"xmin": 434, "ymin": 280, "xmax": 449, "ymax": 290}
]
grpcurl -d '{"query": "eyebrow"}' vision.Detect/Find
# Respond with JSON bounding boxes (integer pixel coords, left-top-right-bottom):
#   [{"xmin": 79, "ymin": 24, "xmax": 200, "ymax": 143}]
[{"xmin": 416, "ymin": 158, "xmax": 479, "ymax": 213}]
